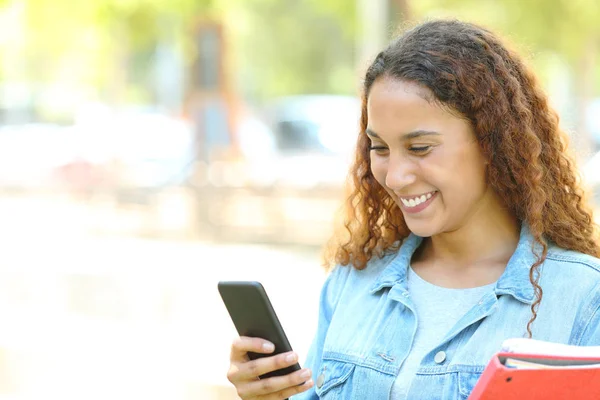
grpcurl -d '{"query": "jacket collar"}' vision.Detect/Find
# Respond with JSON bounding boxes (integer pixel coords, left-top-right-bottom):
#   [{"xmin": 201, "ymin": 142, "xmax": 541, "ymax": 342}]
[
  {"xmin": 369, "ymin": 233, "xmax": 422, "ymax": 294},
  {"xmin": 495, "ymin": 223, "xmax": 540, "ymax": 305},
  {"xmin": 370, "ymin": 223, "xmax": 540, "ymax": 305}
]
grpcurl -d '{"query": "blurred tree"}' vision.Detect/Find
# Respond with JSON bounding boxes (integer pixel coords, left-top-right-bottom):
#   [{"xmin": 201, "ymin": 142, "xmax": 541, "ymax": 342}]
[
  {"xmin": 0, "ymin": 0, "xmax": 361, "ymax": 111},
  {"xmin": 0, "ymin": 0, "xmax": 216, "ymax": 112},
  {"xmin": 219, "ymin": 0, "xmax": 358, "ymax": 101}
]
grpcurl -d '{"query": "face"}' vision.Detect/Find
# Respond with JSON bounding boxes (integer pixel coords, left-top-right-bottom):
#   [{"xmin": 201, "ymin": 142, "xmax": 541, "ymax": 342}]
[{"xmin": 367, "ymin": 77, "xmax": 494, "ymax": 237}]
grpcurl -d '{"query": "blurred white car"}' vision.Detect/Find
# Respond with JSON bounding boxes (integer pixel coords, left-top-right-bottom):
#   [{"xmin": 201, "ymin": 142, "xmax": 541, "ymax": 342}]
[
  {"xmin": 0, "ymin": 123, "xmax": 78, "ymax": 189},
  {"xmin": 62, "ymin": 106, "xmax": 195, "ymax": 190},
  {"xmin": 236, "ymin": 95, "xmax": 361, "ymax": 189}
]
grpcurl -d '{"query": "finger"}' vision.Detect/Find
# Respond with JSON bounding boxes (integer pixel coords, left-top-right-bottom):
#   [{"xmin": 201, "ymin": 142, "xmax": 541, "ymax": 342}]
[
  {"xmin": 236, "ymin": 351, "xmax": 300, "ymax": 381},
  {"xmin": 263, "ymin": 377, "xmax": 314, "ymax": 400},
  {"xmin": 240, "ymin": 367, "xmax": 312, "ymax": 398},
  {"xmin": 230, "ymin": 336, "xmax": 275, "ymax": 362}
]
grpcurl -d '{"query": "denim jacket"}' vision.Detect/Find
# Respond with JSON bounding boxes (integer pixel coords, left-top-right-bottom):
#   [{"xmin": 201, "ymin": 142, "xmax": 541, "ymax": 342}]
[{"xmin": 294, "ymin": 225, "xmax": 600, "ymax": 400}]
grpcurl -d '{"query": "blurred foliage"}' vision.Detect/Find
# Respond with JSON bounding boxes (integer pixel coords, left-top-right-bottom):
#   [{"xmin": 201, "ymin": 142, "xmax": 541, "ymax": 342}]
[
  {"xmin": 415, "ymin": 0, "xmax": 600, "ymax": 70},
  {"xmin": 0, "ymin": 0, "xmax": 357, "ymax": 107},
  {"xmin": 225, "ymin": 0, "xmax": 356, "ymax": 100},
  {"xmin": 0, "ymin": 0, "xmax": 599, "ymax": 109}
]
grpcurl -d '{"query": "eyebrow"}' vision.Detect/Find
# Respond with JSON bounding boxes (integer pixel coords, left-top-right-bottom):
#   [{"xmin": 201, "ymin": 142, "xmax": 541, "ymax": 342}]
[{"xmin": 365, "ymin": 128, "xmax": 441, "ymax": 140}]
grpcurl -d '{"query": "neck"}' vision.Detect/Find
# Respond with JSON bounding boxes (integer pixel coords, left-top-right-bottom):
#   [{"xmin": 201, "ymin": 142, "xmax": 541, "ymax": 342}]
[{"xmin": 421, "ymin": 194, "xmax": 520, "ymax": 269}]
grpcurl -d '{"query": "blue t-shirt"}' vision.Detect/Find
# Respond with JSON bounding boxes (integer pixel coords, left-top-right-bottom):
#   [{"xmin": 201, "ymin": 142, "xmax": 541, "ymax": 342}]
[{"xmin": 391, "ymin": 268, "xmax": 495, "ymax": 399}]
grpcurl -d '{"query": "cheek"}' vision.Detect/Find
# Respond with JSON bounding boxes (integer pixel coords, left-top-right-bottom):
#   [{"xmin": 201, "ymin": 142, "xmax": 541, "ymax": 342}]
[
  {"xmin": 442, "ymin": 143, "xmax": 486, "ymax": 181},
  {"xmin": 457, "ymin": 155, "xmax": 488, "ymax": 191},
  {"xmin": 437, "ymin": 157, "xmax": 488, "ymax": 205},
  {"xmin": 370, "ymin": 159, "xmax": 387, "ymax": 186}
]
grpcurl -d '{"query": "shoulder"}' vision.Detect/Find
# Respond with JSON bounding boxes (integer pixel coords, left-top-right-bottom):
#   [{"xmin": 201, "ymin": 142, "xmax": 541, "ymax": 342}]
[
  {"xmin": 538, "ymin": 246, "xmax": 600, "ymax": 344},
  {"xmin": 509, "ymin": 242, "xmax": 600, "ymax": 308},
  {"xmin": 544, "ymin": 245, "xmax": 600, "ymax": 277},
  {"xmin": 538, "ymin": 244, "xmax": 600, "ymax": 292},
  {"xmin": 541, "ymin": 246, "xmax": 600, "ymax": 298}
]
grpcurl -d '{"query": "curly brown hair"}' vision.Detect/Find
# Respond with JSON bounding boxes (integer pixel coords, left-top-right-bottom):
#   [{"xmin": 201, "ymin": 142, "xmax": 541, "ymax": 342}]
[{"xmin": 324, "ymin": 20, "xmax": 600, "ymax": 337}]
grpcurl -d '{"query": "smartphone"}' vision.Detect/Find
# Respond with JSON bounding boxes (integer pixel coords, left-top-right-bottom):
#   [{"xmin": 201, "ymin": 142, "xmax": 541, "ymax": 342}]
[{"xmin": 218, "ymin": 281, "xmax": 302, "ymax": 379}]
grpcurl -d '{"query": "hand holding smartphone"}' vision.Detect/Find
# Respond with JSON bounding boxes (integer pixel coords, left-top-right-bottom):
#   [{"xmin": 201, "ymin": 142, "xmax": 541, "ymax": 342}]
[{"xmin": 218, "ymin": 281, "xmax": 302, "ymax": 379}]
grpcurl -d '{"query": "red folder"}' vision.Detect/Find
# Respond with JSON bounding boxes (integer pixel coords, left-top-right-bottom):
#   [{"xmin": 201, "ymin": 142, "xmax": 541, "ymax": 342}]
[{"xmin": 468, "ymin": 352, "xmax": 600, "ymax": 399}]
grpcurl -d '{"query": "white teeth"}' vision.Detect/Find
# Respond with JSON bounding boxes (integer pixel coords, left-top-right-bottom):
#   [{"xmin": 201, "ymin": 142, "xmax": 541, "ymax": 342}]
[{"xmin": 401, "ymin": 191, "xmax": 435, "ymax": 208}]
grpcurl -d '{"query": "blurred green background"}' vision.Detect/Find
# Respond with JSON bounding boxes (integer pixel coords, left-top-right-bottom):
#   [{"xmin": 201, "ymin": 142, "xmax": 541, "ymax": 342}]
[{"xmin": 0, "ymin": 0, "xmax": 599, "ymax": 399}]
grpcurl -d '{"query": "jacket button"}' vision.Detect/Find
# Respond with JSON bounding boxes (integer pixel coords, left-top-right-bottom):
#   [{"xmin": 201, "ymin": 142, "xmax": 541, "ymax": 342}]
[
  {"xmin": 316, "ymin": 373, "xmax": 325, "ymax": 388},
  {"xmin": 434, "ymin": 351, "xmax": 447, "ymax": 364}
]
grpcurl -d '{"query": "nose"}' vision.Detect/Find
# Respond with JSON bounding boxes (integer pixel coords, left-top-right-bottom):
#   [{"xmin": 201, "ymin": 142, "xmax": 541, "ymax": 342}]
[{"xmin": 384, "ymin": 154, "xmax": 417, "ymax": 192}]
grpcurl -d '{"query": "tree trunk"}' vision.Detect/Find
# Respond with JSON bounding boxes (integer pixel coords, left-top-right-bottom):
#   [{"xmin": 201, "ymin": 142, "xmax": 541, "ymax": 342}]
[
  {"xmin": 392, "ymin": 0, "xmax": 412, "ymax": 23},
  {"xmin": 356, "ymin": 0, "xmax": 389, "ymax": 75}
]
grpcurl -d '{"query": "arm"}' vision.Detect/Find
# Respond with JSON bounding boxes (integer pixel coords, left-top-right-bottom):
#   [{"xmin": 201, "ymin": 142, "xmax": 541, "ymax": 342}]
[
  {"xmin": 292, "ymin": 265, "xmax": 351, "ymax": 399},
  {"xmin": 571, "ymin": 280, "xmax": 600, "ymax": 346}
]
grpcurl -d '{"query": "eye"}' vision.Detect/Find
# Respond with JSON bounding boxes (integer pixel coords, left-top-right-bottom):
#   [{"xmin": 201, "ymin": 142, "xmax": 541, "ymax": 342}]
[
  {"xmin": 369, "ymin": 145, "xmax": 389, "ymax": 155},
  {"xmin": 408, "ymin": 145, "xmax": 432, "ymax": 154}
]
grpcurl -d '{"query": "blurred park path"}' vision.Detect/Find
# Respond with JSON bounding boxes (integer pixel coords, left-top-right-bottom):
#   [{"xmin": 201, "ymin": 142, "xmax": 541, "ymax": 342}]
[{"xmin": 0, "ymin": 193, "xmax": 326, "ymax": 400}]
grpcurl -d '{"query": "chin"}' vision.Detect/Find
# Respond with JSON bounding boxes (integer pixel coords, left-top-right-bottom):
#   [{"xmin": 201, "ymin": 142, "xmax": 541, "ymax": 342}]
[{"xmin": 404, "ymin": 219, "xmax": 439, "ymax": 238}]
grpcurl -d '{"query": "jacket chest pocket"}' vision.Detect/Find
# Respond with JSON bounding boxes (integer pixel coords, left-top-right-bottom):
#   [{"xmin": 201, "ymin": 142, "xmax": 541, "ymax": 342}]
[
  {"xmin": 458, "ymin": 371, "xmax": 483, "ymax": 400},
  {"xmin": 314, "ymin": 359, "xmax": 355, "ymax": 399}
]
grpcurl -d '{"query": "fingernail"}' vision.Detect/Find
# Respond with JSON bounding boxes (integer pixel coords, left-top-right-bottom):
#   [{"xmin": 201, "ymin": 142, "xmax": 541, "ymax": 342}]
[
  {"xmin": 300, "ymin": 369, "xmax": 311, "ymax": 379},
  {"xmin": 285, "ymin": 352, "xmax": 297, "ymax": 363},
  {"xmin": 262, "ymin": 342, "xmax": 275, "ymax": 352}
]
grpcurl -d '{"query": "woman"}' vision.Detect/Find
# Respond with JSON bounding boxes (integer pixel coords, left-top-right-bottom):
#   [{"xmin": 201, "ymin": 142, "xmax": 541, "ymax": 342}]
[{"xmin": 227, "ymin": 19, "xmax": 600, "ymax": 399}]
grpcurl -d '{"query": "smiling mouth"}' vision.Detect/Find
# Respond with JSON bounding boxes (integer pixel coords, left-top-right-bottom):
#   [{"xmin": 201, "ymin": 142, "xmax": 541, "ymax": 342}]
[{"xmin": 399, "ymin": 191, "xmax": 437, "ymax": 208}]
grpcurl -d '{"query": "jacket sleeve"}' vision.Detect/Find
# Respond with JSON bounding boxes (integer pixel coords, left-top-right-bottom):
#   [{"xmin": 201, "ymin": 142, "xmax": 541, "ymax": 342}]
[
  {"xmin": 292, "ymin": 265, "xmax": 350, "ymax": 399},
  {"xmin": 572, "ymin": 280, "xmax": 600, "ymax": 346}
]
